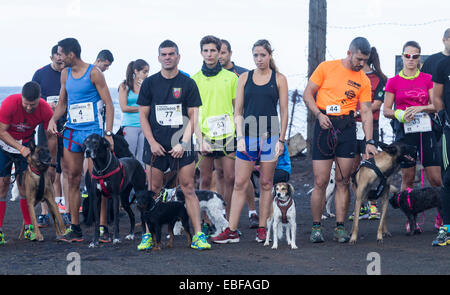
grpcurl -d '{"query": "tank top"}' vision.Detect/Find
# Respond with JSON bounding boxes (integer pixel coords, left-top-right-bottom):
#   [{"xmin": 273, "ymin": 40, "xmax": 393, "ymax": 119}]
[
  {"xmin": 121, "ymin": 89, "xmax": 140, "ymax": 127},
  {"xmin": 243, "ymin": 70, "xmax": 279, "ymax": 137},
  {"xmin": 65, "ymin": 64, "xmax": 104, "ymax": 130}
]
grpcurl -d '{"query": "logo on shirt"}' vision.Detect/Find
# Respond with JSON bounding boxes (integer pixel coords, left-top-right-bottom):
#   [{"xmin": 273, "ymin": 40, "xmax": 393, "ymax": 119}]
[
  {"xmin": 347, "ymin": 80, "xmax": 361, "ymax": 89},
  {"xmin": 173, "ymin": 88, "xmax": 182, "ymax": 99},
  {"xmin": 345, "ymin": 90, "xmax": 356, "ymax": 100}
]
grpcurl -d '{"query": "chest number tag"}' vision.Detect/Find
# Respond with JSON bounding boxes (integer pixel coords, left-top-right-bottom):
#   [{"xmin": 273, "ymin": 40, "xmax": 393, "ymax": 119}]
[
  {"xmin": 326, "ymin": 105, "xmax": 341, "ymax": 115},
  {"xmin": 69, "ymin": 102, "xmax": 95, "ymax": 124},
  {"xmin": 404, "ymin": 112, "xmax": 432, "ymax": 134},
  {"xmin": 155, "ymin": 104, "xmax": 183, "ymax": 126}
]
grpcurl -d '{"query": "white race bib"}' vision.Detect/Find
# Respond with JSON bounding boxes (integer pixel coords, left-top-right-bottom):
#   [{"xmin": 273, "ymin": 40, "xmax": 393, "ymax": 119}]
[
  {"xmin": 155, "ymin": 104, "xmax": 183, "ymax": 126},
  {"xmin": 69, "ymin": 102, "xmax": 95, "ymax": 124},
  {"xmin": 326, "ymin": 105, "xmax": 341, "ymax": 114},
  {"xmin": 403, "ymin": 112, "xmax": 432, "ymax": 134},
  {"xmin": 46, "ymin": 96, "xmax": 59, "ymax": 105},
  {"xmin": 206, "ymin": 114, "xmax": 232, "ymax": 137},
  {"xmin": 0, "ymin": 139, "xmax": 22, "ymax": 154},
  {"xmin": 356, "ymin": 121, "xmax": 365, "ymax": 140}
]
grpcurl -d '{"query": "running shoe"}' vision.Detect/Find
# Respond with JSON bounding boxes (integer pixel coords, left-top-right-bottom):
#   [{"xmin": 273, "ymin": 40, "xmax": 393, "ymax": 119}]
[
  {"xmin": 211, "ymin": 227, "xmax": 240, "ymax": 244},
  {"xmin": 24, "ymin": 225, "xmax": 37, "ymax": 241},
  {"xmin": 99, "ymin": 226, "xmax": 112, "ymax": 243},
  {"xmin": 37, "ymin": 214, "xmax": 50, "ymax": 228},
  {"xmin": 249, "ymin": 213, "xmax": 259, "ymax": 229},
  {"xmin": 191, "ymin": 232, "xmax": 211, "ymax": 250},
  {"xmin": 59, "ymin": 225, "xmax": 84, "ymax": 243},
  {"xmin": 0, "ymin": 231, "xmax": 5, "ymax": 245},
  {"xmin": 349, "ymin": 204, "xmax": 369, "ymax": 221},
  {"xmin": 137, "ymin": 233, "xmax": 153, "ymax": 251},
  {"xmin": 334, "ymin": 225, "xmax": 350, "ymax": 243},
  {"xmin": 256, "ymin": 227, "xmax": 267, "ymax": 243},
  {"xmin": 310, "ymin": 224, "xmax": 325, "ymax": 243},
  {"xmin": 432, "ymin": 227, "xmax": 450, "ymax": 247},
  {"xmin": 368, "ymin": 204, "xmax": 381, "ymax": 220}
]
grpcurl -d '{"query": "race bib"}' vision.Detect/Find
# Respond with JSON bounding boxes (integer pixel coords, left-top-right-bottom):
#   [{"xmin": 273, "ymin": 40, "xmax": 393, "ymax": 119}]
[
  {"xmin": 206, "ymin": 114, "xmax": 232, "ymax": 137},
  {"xmin": 0, "ymin": 138, "xmax": 22, "ymax": 154},
  {"xmin": 326, "ymin": 105, "xmax": 341, "ymax": 114},
  {"xmin": 356, "ymin": 121, "xmax": 365, "ymax": 140},
  {"xmin": 155, "ymin": 104, "xmax": 183, "ymax": 126},
  {"xmin": 69, "ymin": 102, "xmax": 95, "ymax": 124},
  {"xmin": 46, "ymin": 96, "xmax": 59, "ymax": 105},
  {"xmin": 404, "ymin": 112, "xmax": 432, "ymax": 134}
]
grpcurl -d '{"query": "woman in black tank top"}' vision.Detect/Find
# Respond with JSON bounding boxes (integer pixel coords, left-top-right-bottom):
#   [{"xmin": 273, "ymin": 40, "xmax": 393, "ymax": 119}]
[{"xmin": 212, "ymin": 39, "xmax": 289, "ymax": 244}]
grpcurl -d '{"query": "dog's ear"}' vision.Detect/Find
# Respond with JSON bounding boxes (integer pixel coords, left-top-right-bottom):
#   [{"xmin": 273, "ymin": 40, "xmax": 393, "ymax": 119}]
[
  {"xmin": 380, "ymin": 144, "xmax": 398, "ymax": 156},
  {"xmin": 102, "ymin": 136, "xmax": 111, "ymax": 149},
  {"xmin": 28, "ymin": 140, "xmax": 36, "ymax": 152},
  {"xmin": 288, "ymin": 183, "xmax": 294, "ymax": 195},
  {"xmin": 272, "ymin": 186, "xmax": 276, "ymax": 197}
]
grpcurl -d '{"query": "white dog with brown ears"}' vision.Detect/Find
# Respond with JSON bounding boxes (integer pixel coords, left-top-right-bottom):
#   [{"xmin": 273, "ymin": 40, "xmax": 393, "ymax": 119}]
[{"xmin": 265, "ymin": 182, "xmax": 297, "ymax": 249}]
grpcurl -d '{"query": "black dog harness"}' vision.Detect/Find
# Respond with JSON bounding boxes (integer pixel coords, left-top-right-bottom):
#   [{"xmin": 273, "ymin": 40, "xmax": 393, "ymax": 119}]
[
  {"xmin": 352, "ymin": 158, "xmax": 388, "ymax": 201},
  {"xmin": 91, "ymin": 163, "xmax": 125, "ymax": 198}
]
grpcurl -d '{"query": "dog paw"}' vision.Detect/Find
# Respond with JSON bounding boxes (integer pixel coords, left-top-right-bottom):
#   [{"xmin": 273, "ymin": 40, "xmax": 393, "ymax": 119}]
[
  {"xmin": 89, "ymin": 242, "xmax": 99, "ymax": 248},
  {"xmin": 125, "ymin": 234, "xmax": 135, "ymax": 240},
  {"xmin": 113, "ymin": 238, "xmax": 121, "ymax": 244},
  {"xmin": 271, "ymin": 244, "xmax": 278, "ymax": 249},
  {"xmin": 263, "ymin": 241, "xmax": 270, "ymax": 246},
  {"xmin": 291, "ymin": 244, "xmax": 298, "ymax": 250},
  {"xmin": 349, "ymin": 238, "xmax": 357, "ymax": 245}
]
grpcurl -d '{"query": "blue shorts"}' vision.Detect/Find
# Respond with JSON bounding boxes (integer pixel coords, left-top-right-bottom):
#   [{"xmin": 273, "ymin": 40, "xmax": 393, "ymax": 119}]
[
  {"xmin": 0, "ymin": 140, "xmax": 30, "ymax": 177},
  {"xmin": 236, "ymin": 135, "xmax": 279, "ymax": 162},
  {"xmin": 63, "ymin": 128, "xmax": 103, "ymax": 153}
]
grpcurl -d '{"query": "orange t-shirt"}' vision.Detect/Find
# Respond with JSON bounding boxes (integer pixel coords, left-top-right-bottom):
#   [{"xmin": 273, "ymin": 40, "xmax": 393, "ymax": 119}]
[{"xmin": 309, "ymin": 59, "xmax": 372, "ymax": 116}]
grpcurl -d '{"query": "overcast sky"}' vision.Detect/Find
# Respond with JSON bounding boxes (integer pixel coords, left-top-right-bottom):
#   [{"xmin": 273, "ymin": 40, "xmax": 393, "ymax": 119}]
[{"xmin": 0, "ymin": 0, "xmax": 448, "ymax": 90}]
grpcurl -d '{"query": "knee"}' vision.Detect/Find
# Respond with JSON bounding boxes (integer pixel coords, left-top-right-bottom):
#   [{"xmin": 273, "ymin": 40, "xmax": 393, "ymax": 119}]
[
  {"xmin": 314, "ymin": 177, "xmax": 330, "ymax": 191},
  {"xmin": 224, "ymin": 173, "xmax": 235, "ymax": 186},
  {"xmin": 200, "ymin": 173, "xmax": 212, "ymax": 187},
  {"xmin": 233, "ymin": 178, "xmax": 248, "ymax": 192}
]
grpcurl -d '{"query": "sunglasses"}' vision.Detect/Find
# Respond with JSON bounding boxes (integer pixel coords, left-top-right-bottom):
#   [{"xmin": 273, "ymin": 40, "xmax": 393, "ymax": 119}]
[{"xmin": 402, "ymin": 53, "xmax": 420, "ymax": 60}]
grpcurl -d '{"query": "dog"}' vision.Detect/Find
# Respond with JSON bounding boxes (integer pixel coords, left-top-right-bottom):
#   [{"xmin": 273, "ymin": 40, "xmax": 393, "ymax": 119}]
[
  {"xmin": 164, "ymin": 187, "xmax": 228, "ymax": 237},
  {"xmin": 135, "ymin": 190, "xmax": 192, "ymax": 250},
  {"xmin": 349, "ymin": 142, "xmax": 417, "ymax": 244},
  {"xmin": 264, "ymin": 182, "xmax": 297, "ymax": 249},
  {"xmin": 82, "ymin": 133, "xmax": 146, "ymax": 248},
  {"xmin": 19, "ymin": 140, "xmax": 65, "ymax": 241},
  {"xmin": 389, "ymin": 186, "xmax": 442, "ymax": 235}
]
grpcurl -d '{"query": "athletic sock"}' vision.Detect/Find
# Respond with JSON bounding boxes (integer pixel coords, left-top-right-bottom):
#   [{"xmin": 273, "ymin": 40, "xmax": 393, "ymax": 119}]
[
  {"xmin": 248, "ymin": 210, "xmax": 257, "ymax": 218},
  {"xmin": 0, "ymin": 200, "xmax": 6, "ymax": 228},
  {"xmin": 336, "ymin": 222, "xmax": 345, "ymax": 228},
  {"xmin": 313, "ymin": 222, "xmax": 321, "ymax": 227},
  {"xmin": 19, "ymin": 198, "xmax": 32, "ymax": 226}
]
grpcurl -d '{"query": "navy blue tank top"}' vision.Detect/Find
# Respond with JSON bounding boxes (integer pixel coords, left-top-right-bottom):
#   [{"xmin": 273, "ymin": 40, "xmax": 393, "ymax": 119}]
[{"xmin": 243, "ymin": 70, "xmax": 280, "ymax": 137}]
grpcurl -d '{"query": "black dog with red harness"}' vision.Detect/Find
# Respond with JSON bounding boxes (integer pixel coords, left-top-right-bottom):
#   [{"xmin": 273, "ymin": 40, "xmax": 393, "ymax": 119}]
[{"xmin": 83, "ymin": 133, "xmax": 146, "ymax": 248}]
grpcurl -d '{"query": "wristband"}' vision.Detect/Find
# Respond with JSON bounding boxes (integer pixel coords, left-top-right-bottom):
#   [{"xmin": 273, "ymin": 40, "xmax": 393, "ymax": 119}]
[
  {"xmin": 394, "ymin": 109, "xmax": 406, "ymax": 123},
  {"xmin": 278, "ymin": 139, "xmax": 285, "ymax": 144},
  {"xmin": 20, "ymin": 146, "xmax": 26, "ymax": 155},
  {"xmin": 180, "ymin": 141, "xmax": 189, "ymax": 150}
]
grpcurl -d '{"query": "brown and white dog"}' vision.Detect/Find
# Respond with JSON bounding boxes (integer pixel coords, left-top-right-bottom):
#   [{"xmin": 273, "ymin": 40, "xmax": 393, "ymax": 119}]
[{"xmin": 264, "ymin": 182, "xmax": 297, "ymax": 249}]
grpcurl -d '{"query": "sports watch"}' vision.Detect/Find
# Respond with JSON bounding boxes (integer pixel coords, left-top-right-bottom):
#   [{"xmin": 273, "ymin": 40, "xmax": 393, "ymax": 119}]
[
  {"xmin": 105, "ymin": 130, "xmax": 113, "ymax": 136},
  {"xmin": 366, "ymin": 139, "xmax": 376, "ymax": 146}
]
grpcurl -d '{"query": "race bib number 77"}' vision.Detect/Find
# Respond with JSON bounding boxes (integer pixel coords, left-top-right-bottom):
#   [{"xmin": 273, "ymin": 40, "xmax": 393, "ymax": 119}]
[{"xmin": 155, "ymin": 104, "xmax": 183, "ymax": 126}]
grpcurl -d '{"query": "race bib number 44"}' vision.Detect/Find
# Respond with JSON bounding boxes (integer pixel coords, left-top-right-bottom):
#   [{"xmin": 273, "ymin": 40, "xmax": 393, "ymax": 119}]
[
  {"xmin": 155, "ymin": 104, "xmax": 183, "ymax": 126},
  {"xmin": 326, "ymin": 105, "xmax": 341, "ymax": 115},
  {"xmin": 404, "ymin": 112, "xmax": 432, "ymax": 134},
  {"xmin": 69, "ymin": 102, "xmax": 95, "ymax": 124}
]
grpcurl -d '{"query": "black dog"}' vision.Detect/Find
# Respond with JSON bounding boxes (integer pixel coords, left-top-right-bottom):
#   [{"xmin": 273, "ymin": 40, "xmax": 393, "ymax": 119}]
[
  {"xmin": 389, "ymin": 186, "xmax": 442, "ymax": 235},
  {"xmin": 83, "ymin": 133, "xmax": 146, "ymax": 247},
  {"xmin": 135, "ymin": 190, "xmax": 192, "ymax": 250}
]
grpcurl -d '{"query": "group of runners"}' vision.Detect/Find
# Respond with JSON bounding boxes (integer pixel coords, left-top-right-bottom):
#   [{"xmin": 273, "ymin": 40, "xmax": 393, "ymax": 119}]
[{"xmin": 0, "ymin": 28, "xmax": 450, "ymax": 250}]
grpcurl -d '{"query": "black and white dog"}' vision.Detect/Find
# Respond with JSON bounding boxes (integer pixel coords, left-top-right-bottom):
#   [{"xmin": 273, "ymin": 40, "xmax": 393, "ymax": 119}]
[
  {"xmin": 163, "ymin": 187, "xmax": 229, "ymax": 237},
  {"xmin": 83, "ymin": 134, "xmax": 146, "ymax": 247},
  {"xmin": 389, "ymin": 186, "xmax": 442, "ymax": 235},
  {"xmin": 265, "ymin": 182, "xmax": 297, "ymax": 249}
]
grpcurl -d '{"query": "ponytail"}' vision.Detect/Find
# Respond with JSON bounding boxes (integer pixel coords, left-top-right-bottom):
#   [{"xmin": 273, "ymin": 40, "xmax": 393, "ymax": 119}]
[{"xmin": 122, "ymin": 59, "xmax": 149, "ymax": 94}]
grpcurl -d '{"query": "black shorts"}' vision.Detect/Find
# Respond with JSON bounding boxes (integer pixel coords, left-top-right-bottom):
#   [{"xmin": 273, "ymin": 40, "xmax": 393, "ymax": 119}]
[
  {"xmin": 273, "ymin": 169, "xmax": 290, "ymax": 184},
  {"xmin": 203, "ymin": 135, "xmax": 237, "ymax": 159},
  {"xmin": 312, "ymin": 116, "xmax": 356, "ymax": 160},
  {"xmin": 396, "ymin": 131, "xmax": 440, "ymax": 169},
  {"xmin": 356, "ymin": 120, "xmax": 380, "ymax": 155},
  {"xmin": 142, "ymin": 140, "xmax": 195, "ymax": 172}
]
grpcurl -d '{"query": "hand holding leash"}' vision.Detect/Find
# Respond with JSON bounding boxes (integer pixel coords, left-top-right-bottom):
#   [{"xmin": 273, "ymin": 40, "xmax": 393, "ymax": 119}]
[
  {"xmin": 47, "ymin": 119, "xmax": 58, "ymax": 135},
  {"xmin": 150, "ymin": 140, "xmax": 166, "ymax": 157},
  {"xmin": 169, "ymin": 143, "xmax": 184, "ymax": 159},
  {"xmin": 317, "ymin": 113, "xmax": 333, "ymax": 129}
]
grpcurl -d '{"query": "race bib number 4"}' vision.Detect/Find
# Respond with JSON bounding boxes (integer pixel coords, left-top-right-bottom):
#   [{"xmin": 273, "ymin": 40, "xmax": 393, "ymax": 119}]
[
  {"xmin": 206, "ymin": 114, "xmax": 232, "ymax": 137},
  {"xmin": 326, "ymin": 105, "xmax": 341, "ymax": 115},
  {"xmin": 404, "ymin": 112, "xmax": 432, "ymax": 134},
  {"xmin": 155, "ymin": 104, "xmax": 183, "ymax": 126},
  {"xmin": 69, "ymin": 102, "xmax": 95, "ymax": 124}
]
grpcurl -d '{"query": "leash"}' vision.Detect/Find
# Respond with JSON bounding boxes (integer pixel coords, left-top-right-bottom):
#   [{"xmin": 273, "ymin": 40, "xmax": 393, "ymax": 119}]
[
  {"xmin": 317, "ymin": 126, "xmax": 348, "ymax": 185},
  {"xmin": 56, "ymin": 127, "xmax": 84, "ymax": 148}
]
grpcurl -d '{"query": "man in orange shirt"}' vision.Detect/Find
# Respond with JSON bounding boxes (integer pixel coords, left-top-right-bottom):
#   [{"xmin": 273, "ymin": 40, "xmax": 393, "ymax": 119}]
[{"xmin": 303, "ymin": 37, "xmax": 378, "ymax": 243}]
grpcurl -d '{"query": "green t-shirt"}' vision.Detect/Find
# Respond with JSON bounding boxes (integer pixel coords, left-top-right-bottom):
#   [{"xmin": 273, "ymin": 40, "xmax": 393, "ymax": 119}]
[{"xmin": 192, "ymin": 68, "xmax": 238, "ymax": 141}]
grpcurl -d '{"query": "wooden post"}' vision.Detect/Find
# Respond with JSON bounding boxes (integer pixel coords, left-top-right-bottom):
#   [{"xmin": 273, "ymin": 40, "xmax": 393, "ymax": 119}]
[{"xmin": 306, "ymin": 0, "xmax": 326, "ymax": 157}]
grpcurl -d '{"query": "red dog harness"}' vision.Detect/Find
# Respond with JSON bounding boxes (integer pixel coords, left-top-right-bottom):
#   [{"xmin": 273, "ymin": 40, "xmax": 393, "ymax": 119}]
[
  {"xmin": 276, "ymin": 197, "xmax": 293, "ymax": 224},
  {"xmin": 91, "ymin": 163, "xmax": 125, "ymax": 198}
]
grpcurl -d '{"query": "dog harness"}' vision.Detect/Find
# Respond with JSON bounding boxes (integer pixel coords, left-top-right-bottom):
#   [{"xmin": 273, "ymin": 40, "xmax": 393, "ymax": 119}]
[
  {"xmin": 396, "ymin": 188, "xmax": 426, "ymax": 230},
  {"xmin": 276, "ymin": 196, "xmax": 293, "ymax": 224},
  {"xmin": 352, "ymin": 158, "xmax": 388, "ymax": 200},
  {"xmin": 91, "ymin": 163, "xmax": 125, "ymax": 198}
]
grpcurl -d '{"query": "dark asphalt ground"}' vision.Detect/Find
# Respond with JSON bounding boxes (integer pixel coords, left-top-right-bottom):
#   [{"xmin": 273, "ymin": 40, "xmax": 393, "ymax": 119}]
[{"xmin": 0, "ymin": 155, "xmax": 449, "ymax": 277}]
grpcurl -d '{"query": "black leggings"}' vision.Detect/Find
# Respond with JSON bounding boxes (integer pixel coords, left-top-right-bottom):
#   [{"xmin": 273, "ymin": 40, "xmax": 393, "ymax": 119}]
[{"xmin": 440, "ymin": 127, "xmax": 450, "ymax": 224}]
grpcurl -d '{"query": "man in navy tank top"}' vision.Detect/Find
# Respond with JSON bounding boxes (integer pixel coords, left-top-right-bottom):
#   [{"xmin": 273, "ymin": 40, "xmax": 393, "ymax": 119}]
[{"xmin": 48, "ymin": 38, "xmax": 115, "ymax": 243}]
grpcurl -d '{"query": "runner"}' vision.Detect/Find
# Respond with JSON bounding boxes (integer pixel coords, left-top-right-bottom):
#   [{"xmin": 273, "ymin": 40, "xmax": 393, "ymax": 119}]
[
  {"xmin": 32, "ymin": 44, "xmax": 69, "ymax": 227},
  {"xmin": 0, "ymin": 81, "xmax": 54, "ymax": 244},
  {"xmin": 137, "ymin": 40, "xmax": 210, "ymax": 251},
  {"xmin": 119, "ymin": 59, "xmax": 149, "ymax": 166},
  {"xmin": 93, "ymin": 49, "xmax": 114, "ymax": 73},
  {"xmin": 302, "ymin": 37, "xmax": 377, "ymax": 243},
  {"xmin": 431, "ymin": 54, "xmax": 450, "ymax": 246},
  {"xmin": 192, "ymin": 35, "xmax": 238, "ymax": 219},
  {"xmin": 421, "ymin": 28, "xmax": 450, "ymax": 77},
  {"xmin": 383, "ymin": 41, "xmax": 441, "ymax": 191},
  {"xmin": 219, "ymin": 39, "xmax": 258, "ymax": 228},
  {"xmin": 349, "ymin": 46, "xmax": 387, "ymax": 221},
  {"xmin": 47, "ymin": 38, "xmax": 115, "ymax": 243},
  {"xmin": 212, "ymin": 39, "xmax": 289, "ymax": 244}
]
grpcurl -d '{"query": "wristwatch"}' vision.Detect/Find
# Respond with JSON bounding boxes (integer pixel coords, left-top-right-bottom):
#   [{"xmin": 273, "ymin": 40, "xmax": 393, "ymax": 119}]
[
  {"xmin": 366, "ymin": 139, "xmax": 376, "ymax": 146},
  {"xmin": 180, "ymin": 141, "xmax": 189, "ymax": 150},
  {"xmin": 105, "ymin": 130, "xmax": 113, "ymax": 137}
]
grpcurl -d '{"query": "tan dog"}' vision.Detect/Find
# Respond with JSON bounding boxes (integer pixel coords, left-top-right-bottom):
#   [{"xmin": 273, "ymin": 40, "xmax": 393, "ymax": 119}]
[
  {"xmin": 350, "ymin": 142, "xmax": 416, "ymax": 244},
  {"xmin": 19, "ymin": 141, "xmax": 65, "ymax": 241}
]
